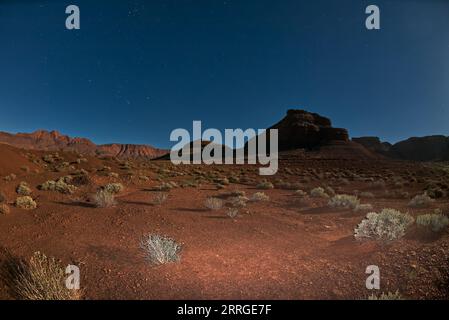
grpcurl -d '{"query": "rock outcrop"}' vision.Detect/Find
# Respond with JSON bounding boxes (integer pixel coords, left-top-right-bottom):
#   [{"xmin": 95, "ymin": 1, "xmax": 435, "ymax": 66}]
[
  {"xmin": 268, "ymin": 109, "xmax": 349, "ymax": 151},
  {"xmin": 353, "ymin": 135, "xmax": 449, "ymax": 161},
  {"xmin": 0, "ymin": 130, "xmax": 167, "ymax": 159},
  {"xmin": 352, "ymin": 137, "xmax": 392, "ymax": 155},
  {"xmin": 389, "ymin": 136, "xmax": 449, "ymax": 161}
]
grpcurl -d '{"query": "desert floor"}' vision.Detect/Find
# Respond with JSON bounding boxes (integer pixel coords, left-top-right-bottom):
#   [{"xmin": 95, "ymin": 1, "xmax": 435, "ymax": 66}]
[{"xmin": 0, "ymin": 145, "xmax": 448, "ymax": 299}]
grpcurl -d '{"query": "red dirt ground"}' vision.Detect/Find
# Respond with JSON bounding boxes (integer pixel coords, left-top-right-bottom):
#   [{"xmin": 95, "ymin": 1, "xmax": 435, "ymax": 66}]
[{"xmin": 0, "ymin": 144, "xmax": 448, "ymax": 299}]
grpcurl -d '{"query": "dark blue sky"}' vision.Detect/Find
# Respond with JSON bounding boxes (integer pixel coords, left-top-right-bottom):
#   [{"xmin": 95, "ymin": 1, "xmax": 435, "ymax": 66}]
[{"xmin": 0, "ymin": 0, "xmax": 448, "ymax": 148}]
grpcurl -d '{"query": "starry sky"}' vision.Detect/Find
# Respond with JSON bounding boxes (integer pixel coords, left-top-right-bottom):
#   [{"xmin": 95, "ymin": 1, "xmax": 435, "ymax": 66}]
[{"xmin": 0, "ymin": 0, "xmax": 448, "ymax": 148}]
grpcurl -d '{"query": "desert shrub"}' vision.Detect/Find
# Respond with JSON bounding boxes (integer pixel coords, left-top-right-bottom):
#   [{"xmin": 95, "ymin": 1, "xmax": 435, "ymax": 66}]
[
  {"xmin": 70, "ymin": 173, "xmax": 90, "ymax": 186},
  {"xmin": 227, "ymin": 196, "xmax": 248, "ymax": 208},
  {"xmin": 310, "ymin": 187, "xmax": 329, "ymax": 198},
  {"xmin": 227, "ymin": 208, "xmax": 239, "ymax": 219},
  {"xmin": 294, "ymin": 190, "xmax": 308, "ymax": 197},
  {"xmin": 328, "ymin": 194, "xmax": 360, "ymax": 210},
  {"xmin": 93, "ymin": 190, "xmax": 116, "ymax": 208},
  {"xmin": 3, "ymin": 173, "xmax": 17, "ymax": 182},
  {"xmin": 153, "ymin": 192, "xmax": 168, "ymax": 205},
  {"xmin": 214, "ymin": 177, "xmax": 229, "ymax": 185},
  {"xmin": 155, "ymin": 182, "xmax": 173, "ymax": 191},
  {"xmin": 355, "ymin": 208, "xmax": 414, "ymax": 241},
  {"xmin": 2, "ymin": 251, "xmax": 79, "ymax": 300},
  {"xmin": 76, "ymin": 158, "xmax": 88, "ymax": 164},
  {"xmin": 368, "ymin": 291, "xmax": 404, "ymax": 300},
  {"xmin": 39, "ymin": 178, "xmax": 77, "ymax": 194},
  {"xmin": 204, "ymin": 197, "xmax": 223, "ymax": 210},
  {"xmin": 107, "ymin": 172, "xmax": 119, "ymax": 178},
  {"xmin": 226, "ymin": 190, "xmax": 246, "ymax": 197},
  {"xmin": 16, "ymin": 182, "xmax": 32, "ymax": 196},
  {"xmin": 228, "ymin": 176, "xmax": 240, "ymax": 183},
  {"xmin": 416, "ymin": 214, "xmax": 449, "ymax": 232},
  {"xmin": 139, "ymin": 175, "xmax": 149, "ymax": 181},
  {"xmin": 15, "ymin": 196, "xmax": 37, "ymax": 210},
  {"xmin": 140, "ymin": 234, "xmax": 181, "ymax": 265},
  {"xmin": 42, "ymin": 154, "xmax": 56, "ymax": 164},
  {"xmin": 408, "ymin": 193, "xmax": 434, "ymax": 208},
  {"xmin": 103, "ymin": 183, "xmax": 124, "ymax": 194},
  {"xmin": 250, "ymin": 192, "xmax": 270, "ymax": 202},
  {"xmin": 425, "ymin": 187, "xmax": 445, "ymax": 199},
  {"xmin": 0, "ymin": 204, "xmax": 10, "ymax": 215},
  {"xmin": 256, "ymin": 180, "xmax": 274, "ymax": 190}
]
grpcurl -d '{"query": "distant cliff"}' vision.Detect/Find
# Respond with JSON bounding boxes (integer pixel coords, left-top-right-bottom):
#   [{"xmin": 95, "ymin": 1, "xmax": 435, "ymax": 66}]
[{"xmin": 0, "ymin": 130, "xmax": 168, "ymax": 159}]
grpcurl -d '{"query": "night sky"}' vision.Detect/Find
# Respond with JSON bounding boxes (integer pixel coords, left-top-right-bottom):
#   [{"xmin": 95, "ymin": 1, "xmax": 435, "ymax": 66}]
[{"xmin": 0, "ymin": 0, "xmax": 448, "ymax": 148}]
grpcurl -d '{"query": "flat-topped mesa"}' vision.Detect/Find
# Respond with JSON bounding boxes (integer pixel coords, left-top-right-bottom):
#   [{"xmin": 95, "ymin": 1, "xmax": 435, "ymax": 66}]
[{"xmin": 269, "ymin": 109, "xmax": 349, "ymax": 151}]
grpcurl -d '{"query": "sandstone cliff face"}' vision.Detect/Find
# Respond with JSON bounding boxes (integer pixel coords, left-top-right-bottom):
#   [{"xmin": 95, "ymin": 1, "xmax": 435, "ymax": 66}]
[
  {"xmin": 352, "ymin": 137, "xmax": 392, "ymax": 154},
  {"xmin": 0, "ymin": 130, "xmax": 167, "ymax": 159},
  {"xmin": 268, "ymin": 109, "xmax": 349, "ymax": 151}
]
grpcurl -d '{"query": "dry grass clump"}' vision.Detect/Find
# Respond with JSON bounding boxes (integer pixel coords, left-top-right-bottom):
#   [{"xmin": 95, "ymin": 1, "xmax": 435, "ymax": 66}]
[
  {"xmin": 140, "ymin": 234, "xmax": 181, "ymax": 265},
  {"xmin": 328, "ymin": 194, "xmax": 360, "ymax": 210},
  {"xmin": 355, "ymin": 208, "xmax": 414, "ymax": 241},
  {"xmin": 103, "ymin": 183, "xmax": 124, "ymax": 194},
  {"xmin": 93, "ymin": 190, "xmax": 116, "ymax": 208},
  {"xmin": 1, "ymin": 251, "xmax": 80, "ymax": 300},
  {"xmin": 15, "ymin": 196, "xmax": 37, "ymax": 210},
  {"xmin": 152, "ymin": 192, "xmax": 168, "ymax": 205},
  {"xmin": 250, "ymin": 192, "xmax": 270, "ymax": 202},
  {"xmin": 16, "ymin": 182, "xmax": 32, "ymax": 196},
  {"xmin": 0, "ymin": 204, "xmax": 10, "ymax": 215},
  {"xmin": 408, "ymin": 193, "xmax": 434, "ymax": 208},
  {"xmin": 205, "ymin": 197, "xmax": 223, "ymax": 210},
  {"xmin": 416, "ymin": 213, "xmax": 449, "ymax": 232}
]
